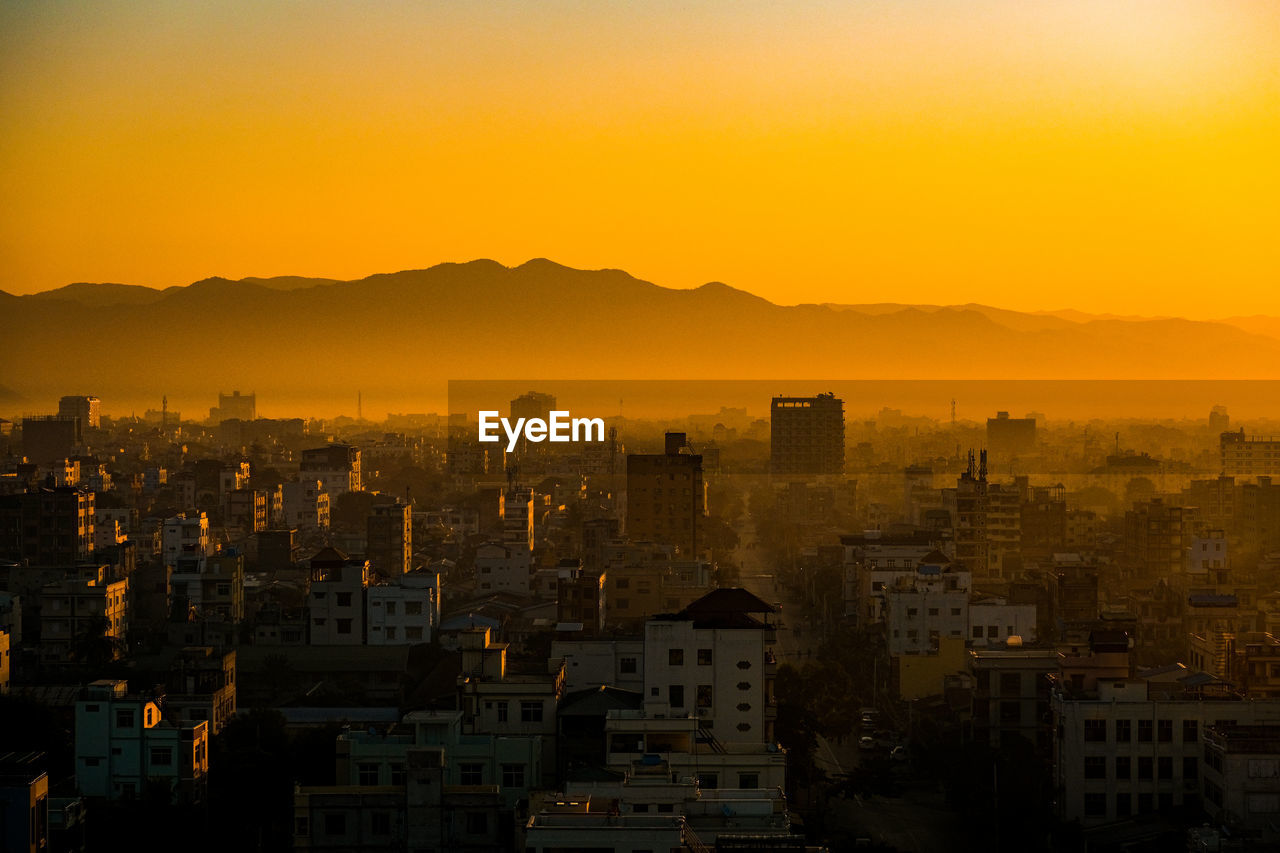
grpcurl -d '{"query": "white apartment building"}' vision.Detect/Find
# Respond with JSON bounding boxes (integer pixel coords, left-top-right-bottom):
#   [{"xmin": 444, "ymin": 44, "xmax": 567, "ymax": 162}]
[
  {"xmin": 366, "ymin": 571, "xmax": 440, "ymax": 645},
  {"xmin": 641, "ymin": 588, "xmax": 778, "ymax": 745},
  {"xmin": 1053, "ymin": 677, "xmax": 1280, "ymax": 827},
  {"xmin": 162, "ymin": 513, "xmax": 210, "ymax": 565},
  {"xmin": 75, "ymin": 680, "xmax": 209, "ymax": 804}
]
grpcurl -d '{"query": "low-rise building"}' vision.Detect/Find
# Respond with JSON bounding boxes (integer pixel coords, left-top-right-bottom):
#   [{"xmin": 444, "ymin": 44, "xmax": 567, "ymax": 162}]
[{"xmin": 74, "ymin": 680, "xmax": 209, "ymax": 804}]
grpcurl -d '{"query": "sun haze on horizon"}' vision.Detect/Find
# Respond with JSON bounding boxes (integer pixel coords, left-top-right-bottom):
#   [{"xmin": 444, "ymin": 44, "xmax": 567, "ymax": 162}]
[{"xmin": 1, "ymin": 1, "xmax": 1277, "ymax": 317}]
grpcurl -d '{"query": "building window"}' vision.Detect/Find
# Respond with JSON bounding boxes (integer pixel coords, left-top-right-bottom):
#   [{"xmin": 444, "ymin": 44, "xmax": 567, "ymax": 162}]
[
  {"xmin": 1137, "ymin": 793, "xmax": 1153, "ymax": 814},
  {"xmin": 1138, "ymin": 756, "xmax": 1153, "ymax": 779},
  {"xmin": 701, "ymin": 773, "xmax": 718, "ymax": 789},
  {"xmin": 295, "ymin": 817, "xmax": 310, "ymax": 837},
  {"xmin": 697, "ymin": 649, "xmax": 713, "ymax": 666},
  {"xmin": 696, "ymin": 685, "xmax": 713, "ymax": 708},
  {"xmin": 390, "ymin": 763, "xmax": 405, "ymax": 786},
  {"xmin": 620, "ymin": 657, "xmax": 638, "ymax": 674},
  {"xmin": 459, "ymin": 764, "xmax": 483, "ymax": 785},
  {"xmin": 1183, "ymin": 756, "xmax": 1198, "ymax": 781},
  {"xmin": 465, "ymin": 812, "xmax": 488, "ymax": 835},
  {"xmin": 669, "ymin": 685, "xmax": 685, "ymax": 707},
  {"xmin": 1084, "ymin": 793, "xmax": 1106, "ymax": 818},
  {"xmin": 1183, "ymin": 719, "xmax": 1198, "ymax": 743},
  {"xmin": 1000, "ymin": 672, "xmax": 1020, "ymax": 695},
  {"xmin": 405, "ymin": 626, "xmax": 423, "ymax": 640},
  {"xmin": 116, "ymin": 708, "xmax": 135, "ymax": 728},
  {"xmin": 738, "ymin": 773, "xmax": 759, "ymax": 789},
  {"xmin": 502, "ymin": 763, "xmax": 526, "ymax": 788},
  {"xmin": 1115, "ymin": 756, "xmax": 1130, "ymax": 779},
  {"xmin": 1137, "ymin": 719, "xmax": 1153, "ymax": 742},
  {"xmin": 669, "ymin": 649, "xmax": 684, "ymax": 666},
  {"xmin": 1157, "ymin": 719, "xmax": 1173, "ymax": 743},
  {"xmin": 498, "ymin": 702, "xmax": 509, "ymax": 723},
  {"xmin": 1084, "ymin": 756, "xmax": 1106, "ymax": 779},
  {"xmin": 371, "ymin": 812, "xmax": 391, "ymax": 836},
  {"xmin": 386, "ymin": 627, "xmax": 397, "ymax": 640},
  {"xmin": 1084, "ymin": 719, "xmax": 1107, "ymax": 742},
  {"xmin": 1157, "ymin": 756, "xmax": 1173, "ymax": 780},
  {"xmin": 405, "ymin": 601, "xmax": 422, "ymax": 615},
  {"xmin": 324, "ymin": 813, "xmax": 346, "ymax": 836},
  {"xmin": 358, "ymin": 763, "xmax": 379, "ymax": 786},
  {"xmin": 1116, "ymin": 793, "xmax": 1131, "ymax": 817},
  {"xmin": 972, "ymin": 626, "xmax": 983, "ymax": 639},
  {"xmin": 520, "ymin": 701, "xmax": 543, "ymax": 723},
  {"xmin": 1116, "ymin": 719, "xmax": 1132, "ymax": 742},
  {"xmin": 150, "ymin": 746, "xmax": 173, "ymax": 766},
  {"xmin": 386, "ymin": 601, "xmax": 397, "ymax": 615},
  {"xmin": 337, "ymin": 618, "xmax": 352, "ymax": 634},
  {"xmin": 336, "ymin": 592, "xmax": 352, "ymax": 607}
]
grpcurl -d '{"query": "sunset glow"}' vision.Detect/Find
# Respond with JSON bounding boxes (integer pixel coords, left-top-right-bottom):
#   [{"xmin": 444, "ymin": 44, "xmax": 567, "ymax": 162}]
[{"xmin": 2, "ymin": 1, "xmax": 1277, "ymax": 315}]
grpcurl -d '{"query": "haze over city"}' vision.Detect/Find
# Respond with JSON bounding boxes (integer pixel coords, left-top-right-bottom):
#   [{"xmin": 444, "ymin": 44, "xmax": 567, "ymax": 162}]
[{"xmin": 5, "ymin": 3, "xmax": 1280, "ymax": 853}]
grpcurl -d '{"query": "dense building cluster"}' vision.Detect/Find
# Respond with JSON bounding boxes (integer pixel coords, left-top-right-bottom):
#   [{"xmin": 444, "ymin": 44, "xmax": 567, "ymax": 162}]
[{"xmin": 1, "ymin": 390, "xmax": 1280, "ymax": 851}]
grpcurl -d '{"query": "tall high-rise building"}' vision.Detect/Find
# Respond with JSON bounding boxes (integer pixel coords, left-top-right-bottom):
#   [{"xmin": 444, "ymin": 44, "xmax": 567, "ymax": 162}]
[
  {"xmin": 209, "ymin": 390, "xmax": 256, "ymax": 423},
  {"xmin": 0, "ymin": 487, "xmax": 96, "ymax": 566},
  {"xmin": 509, "ymin": 391, "xmax": 556, "ymax": 423},
  {"xmin": 21, "ymin": 416, "xmax": 81, "ymax": 465},
  {"xmin": 626, "ymin": 432, "xmax": 704, "ymax": 557},
  {"xmin": 1221, "ymin": 430, "xmax": 1280, "ymax": 477},
  {"xmin": 367, "ymin": 501, "xmax": 412, "ymax": 575},
  {"xmin": 986, "ymin": 411, "xmax": 1037, "ymax": 457},
  {"xmin": 58, "ymin": 395, "xmax": 101, "ymax": 429},
  {"xmin": 769, "ymin": 393, "xmax": 844, "ymax": 475}
]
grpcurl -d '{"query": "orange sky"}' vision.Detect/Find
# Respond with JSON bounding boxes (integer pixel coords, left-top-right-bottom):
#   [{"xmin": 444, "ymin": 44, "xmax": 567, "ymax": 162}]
[{"xmin": 2, "ymin": 1, "xmax": 1277, "ymax": 315}]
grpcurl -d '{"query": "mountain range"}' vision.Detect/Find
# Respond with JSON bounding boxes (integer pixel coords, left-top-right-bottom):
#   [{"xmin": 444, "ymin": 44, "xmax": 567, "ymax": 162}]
[{"xmin": 3, "ymin": 259, "xmax": 1279, "ymax": 415}]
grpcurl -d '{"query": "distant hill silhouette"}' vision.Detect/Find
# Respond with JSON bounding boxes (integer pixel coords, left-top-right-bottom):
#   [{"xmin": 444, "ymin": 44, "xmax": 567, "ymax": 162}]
[{"xmin": 5, "ymin": 259, "xmax": 1280, "ymax": 413}]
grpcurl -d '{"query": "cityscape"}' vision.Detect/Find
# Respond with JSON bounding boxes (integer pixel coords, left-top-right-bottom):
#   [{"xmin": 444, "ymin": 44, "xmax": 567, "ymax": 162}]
[
  {"xmin": 4, "ymin": 385, "xmax": 1280, "ymax": 851},
  {"xmin": 4, "ymin": 1, "xmax": 1279, "ymax": 851}
]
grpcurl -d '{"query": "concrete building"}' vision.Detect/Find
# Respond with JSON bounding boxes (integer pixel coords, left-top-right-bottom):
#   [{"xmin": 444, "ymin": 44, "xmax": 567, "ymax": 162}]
[
  {"xmin": 626, "ymin": 433, "xmax": 704, "ymax": 557},
  {"xmin": 502, "ymin": 487, "xmax": 534, "ymax": 552},
  {"xmin": 58, "ymin": 395, "xmax": 101, "ymax": 430},
  {"xmin": 883, "ymin": 555, "xmax": 970, "ymax": 655},
  {"xmin": 987, "ymin": 411, "xmax": 1036, "ymax": 458},
  {"xmin": 473, "ymin": 541, "xmax": 532, "ymax": 597},
  {"xmin": 840, "ymin": 530, "xmax": 943, "ymax": 624},
  {"xmin": 0, "ymin": 752, "xmax": 49, "ymax": 853},
  {"xmin": 309, "ymin": 547, "xmax": 370, "ymax": 645},
  {"xmin": 0, "ymin": 487, "xmax": 96, "ymax": 567},
  {"xmin": 1202, "ymin": 725, "xmax": 1280, "ymax": 846},
  {"xmin": 642, "ymin": 588, "xmax": 779, "ymax": 746},
  {"xmin": 1222, "ymin": 430, "xmax": 1280, "ymax": 478},
  {"xmin": 366, "ymin": 571, "xmax": 440, "ymax": 645},
  {"xmin": 209, "ymin": 390, "xmax": 256, "ymax": 422},
  {"xmin": 282, "ymin": 480, "xmax": 330, "ymax": 532},
  {"xmin": 1052, "ymin": 674, "xmax": 1280, "ymax": 828},
  {"xmin": 770, "ymin": 393, "xmax": 844, "ymax": 475},
  {"xmin": 39, "ymin": 573, "xmax": 128, "ymax": 666},
  {"xmin": 969, "ymin": 599, "xmax": 1038, "ymax": 648},
  {"xmin": 170, "ymin": 552, "xmax": 244, "ymax": 622},
  {"xmin": 225, "ymin": 487, "xmax": 268, "ymax": 535},
  {"xmin": 301, "ymin": 444, "xmax": 362, "ymax": 499},
  {"xmin": 20, "ymin": 416, "xmax": 80, "ymax": 466},
  {"xmin": 74, "ymin": 680, "xmax": 209, "ymax": 804},
  {"xmin": 162, "ymin": 513, "xmax": 211, "ymax": 566},
  {"xmin": 367, "ymin": 501, "xmax": 412, "ymax": 576}
]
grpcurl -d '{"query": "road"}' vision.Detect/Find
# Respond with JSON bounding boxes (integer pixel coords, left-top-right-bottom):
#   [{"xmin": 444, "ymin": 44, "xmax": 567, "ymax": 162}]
[{"xmin": 732, "ymin": 516, "xmax": 963, "ymax": 851}]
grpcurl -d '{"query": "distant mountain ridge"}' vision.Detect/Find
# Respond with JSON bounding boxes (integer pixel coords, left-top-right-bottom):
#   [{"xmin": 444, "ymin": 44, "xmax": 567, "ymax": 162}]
[{"xmin": 3, "ymin": 259, "xmax": 1280, "ymax": 413}]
